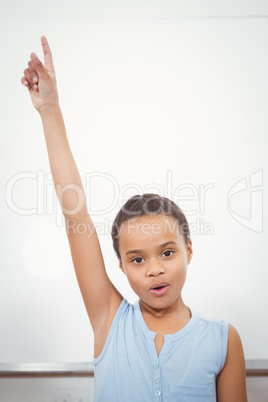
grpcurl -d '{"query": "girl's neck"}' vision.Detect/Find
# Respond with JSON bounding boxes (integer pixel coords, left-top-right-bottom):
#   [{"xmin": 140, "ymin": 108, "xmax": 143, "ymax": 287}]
[{"xmin": 139, "ymin": 295, "xmax": 191, "ymax": 320}]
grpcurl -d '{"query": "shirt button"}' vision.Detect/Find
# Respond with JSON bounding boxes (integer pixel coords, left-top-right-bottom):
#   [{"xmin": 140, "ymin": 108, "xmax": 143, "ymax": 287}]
[
  {"xmin": 155, "ymin": 391, "xmax": 161, "ymax": 397},
  {"xmin": 154, "ymin": 377, "xmax": 160, "ymax": 383},
  {"xmin": 153, "ymin": 363, "xmax": 159, "ymax": 369}
]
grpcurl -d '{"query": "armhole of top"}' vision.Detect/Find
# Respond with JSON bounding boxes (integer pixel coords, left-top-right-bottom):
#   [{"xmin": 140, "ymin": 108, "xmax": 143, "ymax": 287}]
[
  {"xmin": 219, "ymin": 321, "xmax": 229, "ymax": 371},
  {"xmin": 94, "ymin": 298, "xmax": 128, "ymax": 366}
]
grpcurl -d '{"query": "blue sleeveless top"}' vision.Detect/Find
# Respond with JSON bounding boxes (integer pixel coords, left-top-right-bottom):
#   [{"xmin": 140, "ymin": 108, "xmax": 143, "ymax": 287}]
[{"xmin": 93, "ymin": 299, "xmax": 228, "ymax": 402}]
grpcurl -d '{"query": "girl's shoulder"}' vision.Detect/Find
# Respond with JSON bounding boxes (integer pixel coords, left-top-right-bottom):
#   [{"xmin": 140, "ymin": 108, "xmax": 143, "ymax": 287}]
[{"xmin": 190, "ymin": 308, "xmax": 229, "ymax": 333}]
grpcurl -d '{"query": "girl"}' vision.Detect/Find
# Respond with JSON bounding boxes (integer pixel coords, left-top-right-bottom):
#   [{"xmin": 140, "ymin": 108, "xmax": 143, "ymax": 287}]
[{"xmin": 21, "ymin": 36, "xmax": 247, "ymax": 401}]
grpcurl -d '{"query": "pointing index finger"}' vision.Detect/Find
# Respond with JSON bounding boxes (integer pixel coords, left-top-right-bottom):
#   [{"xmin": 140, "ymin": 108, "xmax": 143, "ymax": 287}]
[{"xmin": 41, "ymin": 35, "xmax": 54, "ymax": 72}]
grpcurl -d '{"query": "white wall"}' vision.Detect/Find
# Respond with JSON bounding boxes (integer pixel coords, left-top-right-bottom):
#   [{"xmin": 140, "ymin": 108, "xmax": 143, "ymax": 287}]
[{"xmin": 1, "ymin": 0, "xmax": 268, "ymax": 364}]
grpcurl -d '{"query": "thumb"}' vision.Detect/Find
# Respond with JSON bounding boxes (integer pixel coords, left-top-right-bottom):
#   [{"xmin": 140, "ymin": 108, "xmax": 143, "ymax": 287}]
[{"xmin": 30, "ymin": 52, "xmax": 48, "ymax": 79}]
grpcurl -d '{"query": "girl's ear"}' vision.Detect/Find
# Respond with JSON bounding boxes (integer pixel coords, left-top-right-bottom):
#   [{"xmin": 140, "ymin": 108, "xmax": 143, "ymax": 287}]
[
  {"xmin": 187, "ymin": 240, "xmax": 193, "ymax": 264},
  {"xmin": 119, "ymin": 259, "xmax": 125, "ymax": 273}
]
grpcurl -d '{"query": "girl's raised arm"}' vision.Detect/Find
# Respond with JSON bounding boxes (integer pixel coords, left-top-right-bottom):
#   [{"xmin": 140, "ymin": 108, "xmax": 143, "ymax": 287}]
[{"xmin": 21, "ymin": 37, "xmax": 123, "ymax": 344}]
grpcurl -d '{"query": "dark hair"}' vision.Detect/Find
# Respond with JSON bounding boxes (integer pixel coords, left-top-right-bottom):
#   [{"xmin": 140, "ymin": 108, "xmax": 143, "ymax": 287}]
[{"xmin": 111, "ymin": 193, "xmax": 190, "ymax": 260}]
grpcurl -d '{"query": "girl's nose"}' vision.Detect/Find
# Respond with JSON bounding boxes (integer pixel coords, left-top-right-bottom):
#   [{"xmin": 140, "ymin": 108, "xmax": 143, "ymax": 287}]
[{"xmin": 146, "ymin": 261, "xmax": 165, "ymax": 277}]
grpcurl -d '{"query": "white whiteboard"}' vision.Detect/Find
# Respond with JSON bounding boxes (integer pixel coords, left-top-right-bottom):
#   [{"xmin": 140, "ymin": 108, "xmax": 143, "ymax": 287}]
[{"xmin": 1, "ymin": 1, "xmax": 268, "ymax": 363}]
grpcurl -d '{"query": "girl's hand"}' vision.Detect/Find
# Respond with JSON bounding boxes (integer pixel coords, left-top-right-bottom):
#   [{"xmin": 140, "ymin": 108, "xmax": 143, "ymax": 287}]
[{"xmin": 21, "ymin": 36, "xmax": 59, "ymax": 113}]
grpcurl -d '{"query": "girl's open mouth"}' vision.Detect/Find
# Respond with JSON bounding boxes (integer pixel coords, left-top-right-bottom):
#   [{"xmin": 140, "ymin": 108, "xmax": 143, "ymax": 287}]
[{"xmin": 149, "ymin": 283, "xmax": 170, "ymax": 296}]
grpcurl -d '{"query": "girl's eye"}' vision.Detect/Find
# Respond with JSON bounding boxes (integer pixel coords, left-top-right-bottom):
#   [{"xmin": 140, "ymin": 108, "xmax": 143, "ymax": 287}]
[
  {"xmin": 162, "ymin": 250, "xmax": 173, "ymax": 257},
  {"xmin": 132, "ymin": 257, "xmax": 144, "ymax": 264}
]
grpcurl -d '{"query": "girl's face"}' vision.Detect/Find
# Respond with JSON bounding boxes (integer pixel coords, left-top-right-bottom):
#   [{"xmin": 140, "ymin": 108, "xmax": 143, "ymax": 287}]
[{"xmin": 118, "ymin": 214, "xmax": 193, "ymax": 312}]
